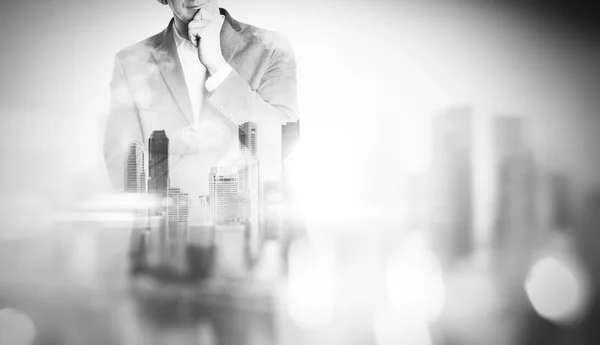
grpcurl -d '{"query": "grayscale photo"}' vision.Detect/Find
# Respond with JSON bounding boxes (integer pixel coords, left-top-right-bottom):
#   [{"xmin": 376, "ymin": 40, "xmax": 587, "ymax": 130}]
[{"xmin": 1, "ymin": 0, "xmax": 599, "ymax": 344}]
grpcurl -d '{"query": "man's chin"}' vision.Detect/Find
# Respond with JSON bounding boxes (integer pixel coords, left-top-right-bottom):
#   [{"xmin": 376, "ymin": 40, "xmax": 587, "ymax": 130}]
[
  {"xmin": 173, "ymin": 13, "xmax": 194, "ymax": 24},
  {"xmin": 175, "ymin": 8, "xmax": 201, "ymax": 22},
  {"xmin": 181, "ymin": 13, "xmax": 197, "ymax": 23}
]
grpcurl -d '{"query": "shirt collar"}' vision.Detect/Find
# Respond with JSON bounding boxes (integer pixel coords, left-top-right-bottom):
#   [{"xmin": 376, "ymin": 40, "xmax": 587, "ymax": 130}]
[{"xmin": 172, "ymin": 23, "xmax": 189, "ymax": 49}]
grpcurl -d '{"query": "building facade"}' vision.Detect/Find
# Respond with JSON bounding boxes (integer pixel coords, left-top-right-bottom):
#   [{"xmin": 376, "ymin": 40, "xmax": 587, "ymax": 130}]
[
  {"xmin": 239, "ymin": 122, "xmax": 258, "ymax": 159},
  {"xmin": 167, "ymin": 187, "xmax": 189, "ymax": 223},
  {"xmin": 148, "ymin": 130, "xmax": 169, "ymax": 197},
  {"xmin": 282, "ymin": 120, "xmax": 300, "ymax": 161},
  {"xmin": 431, "ymin": 106, "xmax": 473, "ymax": 261},
  {"xmin": 124, "ymin": 143, "xmax": 146, "ymax": 193},
  {"xmin": 492, "ymin": 115, "xmax": 536, "ymax": 248},
  {"xmin": 209, "ymin": 167, "xmax": 241, "ymax": 224}
]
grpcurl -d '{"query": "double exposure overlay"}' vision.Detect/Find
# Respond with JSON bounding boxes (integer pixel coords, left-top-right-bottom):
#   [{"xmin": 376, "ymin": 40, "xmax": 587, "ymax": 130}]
[{"xmin": 1, "ymin": 0, "xmax": 600, "ymax": 344}]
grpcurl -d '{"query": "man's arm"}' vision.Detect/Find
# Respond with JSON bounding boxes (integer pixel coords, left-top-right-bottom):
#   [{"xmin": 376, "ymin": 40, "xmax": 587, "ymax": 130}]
[
  {"xmin": 103, "ymin": 55, "xmax": 144, "ymax": 192},
  {"xmin": 206, "ymin": 34, "xmax": 298, "ymax": 126},
  {"xmin": 187, "ymin": 9, "xmax": 298, "ymax": 126}
]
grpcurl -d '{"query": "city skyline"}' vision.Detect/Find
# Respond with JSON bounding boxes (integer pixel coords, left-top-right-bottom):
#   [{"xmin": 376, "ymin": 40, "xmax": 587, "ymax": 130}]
[{"xmin": 130, "ymin": 122, "xmax": 262, "ymax": 225}]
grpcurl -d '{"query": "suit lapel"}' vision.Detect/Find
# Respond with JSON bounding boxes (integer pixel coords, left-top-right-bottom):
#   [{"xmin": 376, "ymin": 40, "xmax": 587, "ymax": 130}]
[
  {"xmin": 152, "ymin": 20, "xmax": 194, "ymax": 125},
  {"xmin": 219, "ymin": 8, "xmax": 243, "ymax": 64},
  {"xmin": 150, "ymin": 10, "xmax": 243, "ymax": 126}
]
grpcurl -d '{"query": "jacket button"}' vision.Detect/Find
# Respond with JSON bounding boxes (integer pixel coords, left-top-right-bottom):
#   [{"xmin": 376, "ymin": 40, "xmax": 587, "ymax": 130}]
[{"xmin": 220, "ymin": 105, "xmax": 225, "ymax": 110}]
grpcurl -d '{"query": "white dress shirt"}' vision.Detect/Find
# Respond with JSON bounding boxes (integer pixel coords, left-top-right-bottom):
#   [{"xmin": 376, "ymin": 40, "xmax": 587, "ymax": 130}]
[
  {"xmin": 172, "ymin": 23, "xmax": 232, "ymax": 124},
  {"xmin": 170, "ymin": 24, "xmax": 238, "ymax": 198}
]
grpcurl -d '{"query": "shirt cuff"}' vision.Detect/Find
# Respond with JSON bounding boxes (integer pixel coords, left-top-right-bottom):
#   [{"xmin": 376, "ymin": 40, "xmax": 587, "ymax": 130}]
[{"xmin": 205, "ymin": 64, "xmax": 233, "ymax": 92}]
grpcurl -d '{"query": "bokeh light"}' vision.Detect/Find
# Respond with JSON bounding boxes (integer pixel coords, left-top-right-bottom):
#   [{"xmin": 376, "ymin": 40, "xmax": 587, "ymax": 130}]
[
  {"xmin": 0, "ymin": 309, "xmax": 36, "ymax": 345},
  {"xmin": 525, "ymin": 256, "xmax": 591, "ymax": 325}
]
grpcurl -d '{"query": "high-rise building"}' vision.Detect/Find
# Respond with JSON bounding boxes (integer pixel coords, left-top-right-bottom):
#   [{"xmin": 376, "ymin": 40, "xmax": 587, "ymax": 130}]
[
  {"xmin": 238, "ymin": 165, "xmax": 248, "ymax": 193},
  {"xmin": 282, "ymin": 120, "xmax": 300, "ymax": 199},
  {"xmin": 238, "ymin": 160, "xmax": 259, "ymax": 223},
  {"xmin": 148, "ymin": 130, "xmax": 169, "ymax": 196},
  {"xmin": 167, "ymin": 187, "xmax": 189, "ymax": 223},
  {"xmin": 492, "ymin": 115, "xmax": 536, "ymax": 248},
  {"xmin": 536, "ymin": 172, "xmax": 570, "ymax": 235},
  {"xmin": 239, "ymin": 122, "xmax": 258, "ymax": 159},
  {"xmin": 282, "ymin": 120, "xmax": 300, "ymax": 161},
  {"xmin": 124, "ymin": 143, "xmax": 146, "ymax": 193},
  {"xmin": 238, "ymin": 160, "xmax": 260, "ymax": 193},
  {"xmin": 431, "ymin": 106, "xmax": 473, "ymax": 261},
  {"xmin": 238, "ymin": 122, "xmax": 261, "ymax": 253},
  {"xmin": 209, "ymin": 167, "xmax": 241, "ymax": 223}
]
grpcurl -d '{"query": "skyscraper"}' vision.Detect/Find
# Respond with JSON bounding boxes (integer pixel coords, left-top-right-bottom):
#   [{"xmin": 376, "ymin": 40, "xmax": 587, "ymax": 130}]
[
  {"xmin": 148, "ymin": 130, "xmax": 169, "ymax": 196},
  {"xmin": 237, "ymin": 160, "xmax": 259, "ymax": 231},
  {"xmin": 239, "ymin": 121, "xmax": 258, "ymax": 159},
  {"xmin": 431, "ymin": 106, "xmax": 473, "ymax": 261},
  {"xmin": 281, "ymin": 120, "xmax": 300, "ymax": 199},
  {"xmin": 239, "ymin": 122, "xmax": 260, "ymax": 226},
  {"xmin": 238, "ymin": 122, "xmax": 261, "ymax": 253},
  {"xmin": 282, "ymin": 120, "xmax": 300, "ymax": 161},
  {"xmin": 167, "ymin": 187, "xmax": 189, "ymax": 223},
  {"xmin": 124, "ymin": 143, "xmax": 146, "ymax": 193},
  {"xmin": 237, "ymin": 158, "xmax": 260, "ymax": 196},
  {"xmin": 492, "ymin": 115, "xmax": 536, "ymax": 248},
  {"xmin": 209, "ymin": 167, "xmax": 240, "ymax": 224}
]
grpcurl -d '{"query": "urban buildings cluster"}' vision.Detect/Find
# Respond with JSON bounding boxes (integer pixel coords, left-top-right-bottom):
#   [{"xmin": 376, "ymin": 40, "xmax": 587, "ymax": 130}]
[
  {"xmin": 127, "ymin": 120, "xmax": 299, "ymax": 280},
  {"xmin": 125, "ymin": 123, "xmax": 259, "ymax": 225},
  {"xmin": 430, "ymin": 107, "xmax": 569, "ymax": 262},
  {"xmin": 125, "ymin": 121, "xmax": 300, "ymax": 228}
]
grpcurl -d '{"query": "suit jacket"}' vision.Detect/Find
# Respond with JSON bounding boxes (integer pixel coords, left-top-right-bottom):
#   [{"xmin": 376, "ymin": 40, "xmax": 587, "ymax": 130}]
[{"xmin": 104, "ymin": 8, "xmax": 298, "ymax": 197}]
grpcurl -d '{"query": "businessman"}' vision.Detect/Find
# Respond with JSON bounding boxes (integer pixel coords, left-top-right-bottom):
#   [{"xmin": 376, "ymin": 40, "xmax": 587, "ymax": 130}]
[{"xmin": 104, "ymin": 0, "xmax": 298, "ymax": 197}]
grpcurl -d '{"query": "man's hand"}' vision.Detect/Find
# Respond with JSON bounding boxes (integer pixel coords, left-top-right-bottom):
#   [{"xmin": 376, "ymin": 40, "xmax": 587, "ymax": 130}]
[{"xmin": 188, "ymin": 8, "xmax": 226, "ymax": 75}]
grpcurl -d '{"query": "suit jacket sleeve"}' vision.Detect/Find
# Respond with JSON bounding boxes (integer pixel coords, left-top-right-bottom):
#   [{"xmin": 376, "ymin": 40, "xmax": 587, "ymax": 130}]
[
  {"xmin": 206, "ymin": 34, "xmax": 298, "ymax": 126},
  {"xmin": 103, "ymin": 55, "xmax": 145, "ymax": 192}
]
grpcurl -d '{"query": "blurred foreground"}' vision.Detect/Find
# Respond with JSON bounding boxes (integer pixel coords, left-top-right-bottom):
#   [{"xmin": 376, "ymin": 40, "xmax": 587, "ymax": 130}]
[{"xmin": 0, "ymin": 189, "xmax": 599, "ymax": 345}]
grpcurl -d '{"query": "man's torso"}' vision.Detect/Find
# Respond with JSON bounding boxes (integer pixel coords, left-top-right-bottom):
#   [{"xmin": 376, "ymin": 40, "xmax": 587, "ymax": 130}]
[{"xmin": 113, "ymin": 11, "xmax": 284, "ymax": 197}]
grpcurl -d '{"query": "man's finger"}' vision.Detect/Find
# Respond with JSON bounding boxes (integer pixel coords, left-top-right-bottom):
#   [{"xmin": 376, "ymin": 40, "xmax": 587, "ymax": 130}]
[
  {"xmin": 192, "ymin": 8, "xmax": 202, "ymax": 20},
  {"xmin": 188, "ymin": 21, "xmax": 209, "ymax": 30},
  {"xmin": 199, "ymin": 8, "xmax": 213, "ymax": 20},
  {"xmin": 188, "ymin": 31, "xmax": 199, "ymax": 46},
  {"xmin": 188, "ymin": 28, "xmax": 207, "ymax": 46},
  {"xmin": 188, "ymin": 28, "xmax": 207, "ymax": 36}
]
